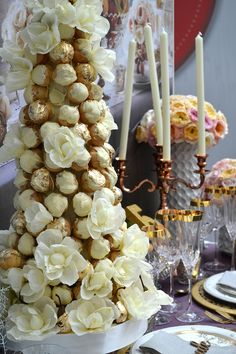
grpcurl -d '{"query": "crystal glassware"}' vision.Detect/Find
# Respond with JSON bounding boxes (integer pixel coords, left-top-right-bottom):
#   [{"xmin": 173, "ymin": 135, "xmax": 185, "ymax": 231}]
[
  {"xmin": 223, "ymin": 187, "xmax": 236, "ymax": 270},
  {"xmin": 155, "ymin": 210, "xmax": 183, "ymax": 314},
  {"xmin": 190, "ymin": 198, "xmax": 212, "ymax": 279},
  {"xmin": 175, "ymin": 209, "xmax": 204, "ymax": 323},
  {"xmin": 204, "ymin": 187, "xmax": 228, "ymax": 272},
  {"xmin": 143, "ymin": 225, "xmax": 171, "ymax": 326}
]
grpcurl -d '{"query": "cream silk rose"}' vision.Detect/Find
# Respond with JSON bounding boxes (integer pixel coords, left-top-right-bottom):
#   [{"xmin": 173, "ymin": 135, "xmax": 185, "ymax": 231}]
[
  {"xmin": 66, "ymin": 296, "xmax": 120, "ymax": 335},
  {"xmin": 8, "ymin": 260, "xmax": 49, "ymax": 303},
  {"xmin": 89, "ymin": 43, "xmax": 116, "ymax": 82},
  {"xmin": 25, "ymin": 201, "xmax": 53, "ymax": 234},
  {"xmin": 0, "ymin": 123, "xmax": 26, "ymax": 163},
  {"xmin": 21, "ymin": 11, "xmax": 60, "ymax": 55},
  {"xmin": 121, "ymin": 224, "xmax": 149, "ymax": 259},
  {"xmin": 1, "ymin": 0, "xmax": 28, "ymax": 42},
  {"xmin": 81, "ymin": 259, "xmax": 114, "ymax": 300},
  {"xmin": 87, "ymin": 189, "xmax": 126, "ymax": 239},
  {"xmin": 7, "ymin": 297, "xmax": 59, "ymax": 341},
  {"xmin": 44, "ymin": 126, "xmax": 90, "ymax": 168},
  {"xmin": 119, "ymin": 279, "xmax": 172, "ymax": 320},
  {"xmin": 113, "ymin": 256, "xmax": 143, "ymax": 287},
  {"xmin": 35, "ymin": 229, "xmax": 87, "ymax": 286}
]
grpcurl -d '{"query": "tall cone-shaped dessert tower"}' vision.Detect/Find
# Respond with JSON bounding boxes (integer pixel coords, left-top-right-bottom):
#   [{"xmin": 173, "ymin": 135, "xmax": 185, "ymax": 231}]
[{"xmin": 0, "ymin": 0, "xmax": 170, "ymax": 343}]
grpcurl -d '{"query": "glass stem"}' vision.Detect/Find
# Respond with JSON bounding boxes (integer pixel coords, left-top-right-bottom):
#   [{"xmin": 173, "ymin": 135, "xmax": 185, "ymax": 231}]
[
  {"xmin": 169, "ymin": 263, "xmax": 175, "ymax": 299},
  {"xmin": 231, "ymin": 239, "xmax": 236, "ymax": 271},
  {"xmin": 213, "ymin": 228, "xmax": 219, "ymax": 265},
  {"xmin": 186, "ymin": 276, "xmax": 193, "ymax": 313}
]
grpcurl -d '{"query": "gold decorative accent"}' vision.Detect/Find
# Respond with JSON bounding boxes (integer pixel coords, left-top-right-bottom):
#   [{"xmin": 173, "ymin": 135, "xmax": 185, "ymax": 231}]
[
  {"xmin": 192, "ymin": 280, "xmax": 236, "ymax": 316},
  {"xmin": 175, "ymin": 329, "xmax": 236, "ymax": 345},
  {"xmin": 142, "ymin": 224, "xmax": 165, "ymax": 238},
  {"xmin": 155, "ymin": 209, "xmax": 203, "ymax": 222},
  {"xmin": 191, "ymin": 198, "xmax": 211, "ymax": 207},
  {"xmin": 125, "ymin": 204, "xmax": 155, "ymax": 228}
]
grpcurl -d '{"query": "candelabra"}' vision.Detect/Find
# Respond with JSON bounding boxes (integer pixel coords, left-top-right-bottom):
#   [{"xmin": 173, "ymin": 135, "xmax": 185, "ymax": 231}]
[{"xmin": 117, "ymin": 146, "xmax": 208, "ymax": 209}]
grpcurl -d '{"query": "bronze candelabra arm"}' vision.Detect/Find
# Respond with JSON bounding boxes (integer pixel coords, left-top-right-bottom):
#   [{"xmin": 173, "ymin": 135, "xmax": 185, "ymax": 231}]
[
  {"xmin": 170, "ymin": 154, "xmax": 208, "ymax": 190},
  {"xmin": 116, "ymin": 158, "xmax": 156, "ymax": 194}
]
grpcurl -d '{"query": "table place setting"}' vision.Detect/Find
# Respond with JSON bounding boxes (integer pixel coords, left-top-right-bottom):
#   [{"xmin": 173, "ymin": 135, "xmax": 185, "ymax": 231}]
[{"xmin": 131, "ymin": 326, "xmax": 236, "ymax": 354}]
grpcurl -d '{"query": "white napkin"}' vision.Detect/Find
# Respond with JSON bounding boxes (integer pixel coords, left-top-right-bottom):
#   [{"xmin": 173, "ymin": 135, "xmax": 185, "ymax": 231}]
[
  {"xmin": 141, "ymin": 331, "xmax": 234, "ymax": 354},
  {"xmin": 217, "ymin": 271, "xmax": 236, "ymax": 291}
]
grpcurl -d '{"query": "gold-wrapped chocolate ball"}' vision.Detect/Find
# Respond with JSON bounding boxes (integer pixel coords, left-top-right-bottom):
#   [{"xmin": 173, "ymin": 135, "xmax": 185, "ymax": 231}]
[
  {"xmin": 21, "ymin": 126, "xmax": 41, "ymax": 148},
  {"xmin": 89, "ymin": 146, "xmax": 111, "ymax": 169},
  {"xmin": 56, "ymin": 171, "xmax": 78, "ymax": 195},
  {"xmin": 72, "ymin": 123, "xmax": 91, "ymax": 143},
  {"xmin": 31, "ymin": 167, "xmax": 54, "ymax": 193},
  {"xmin": 52, "ymin": 285, "xmax": 73, "ymax": 305},
  {"xmin": 104, "ymin": 142, "xmax": 115, "ymax": 159},
  {"xmin": 53, "ymin": 63, "xmax": 77, "ymax": 86},
  {"xmin": 90, "ymin": 238, "xmax": 110, "ymax": 260},
  {"xmin": 10, "ymin": 210, "xmax": 26, "ymax": 235},
  {"xmin": 14, "ymin": 169, "xmax": 31, "ymax": 190},
  {"xmin": 89, "ymin": 122, "xmax": 110, "ymax": 146},
  {"xmin": 44, "ymin": 193, "xmax": 68, "ymax": 218},
  {"xmin": 8, "ymin": 232, "xmax": 20, "ymax": 249},
  {"xmin": 32, "ymin": 65, "xmax": 53, "ymax": 87},
  {"xmin": 67, "ymin": 82, "xmax": 89, "ymax": 104},
  {"xmin": 80, "ymin": 169, "xmax": 106, "ymax": 193},
  {"xmin": 28, "ymin": 100, "xmax": 51, "ymax": 125},
  {"xmin": 57, "ymin": 313, "xmax": 71, "ymax": 334},
  {"xmin": 0, "ymin": 249, "xmax": 25, "ymax": 270},
  {"xmin": 18, "ymin": 232, "xmax": 36, "ymax": 256},
  {"xmin": 75, "ymin": 63, "xmax": 96, "ymax": 85},
  {"xmin": 80, "ymin": 100, "xmax": 102, "ymax": 125},
  {"xmin": 24, "ymin": 84, "xmax": 48, "ymax": 104},
  {"xmin": 73, "ymin": 218, "xmax": 91, "ymax": 239},
  {"xmin": 101, "ymin": 166, "xmax": 118, "ymax": 189},
  {"xmin": 19, "ymin": 106, "xmax": 31, "ymax": 125},
  {"xmin": 88, "ymin": 82, "xmax": 103, "ymax": 101},
  {"xmin": 73, "ymin": 38, "xmax": 91, "ymax": 63},
  {"xmin": 44, "ymin": 153, "xmax": 63, "ymax": 173},
  {"xmin": 73, "ymin": 192, "xmax": 92, "ymax": 217},
  {"xmin": 49, "ymin": 41, "xmax": 74, "ymax": 64},
  {"xmin": 47, "ymin": 217, "xmax": 71, "ymax": 237},
  {"xmin": 49, "ymin": 84, "xmax": 67, "ymax": 106},
  {"xmin": 18, "ymin": 189, "xmax": 43, "ymax": 211},
  {"xmin": 59, "ymin": 23, "xmax": 75, "ymax": 40},
  {"xmin": 58, "ymin": 105, "xmax": 80, "ymax": 126}
]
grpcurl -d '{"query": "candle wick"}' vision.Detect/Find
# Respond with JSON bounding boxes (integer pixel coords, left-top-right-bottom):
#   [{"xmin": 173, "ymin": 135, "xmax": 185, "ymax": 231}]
[{"xmin": 198, "ymin": 32, "xmax": 203, "ymax": 36}]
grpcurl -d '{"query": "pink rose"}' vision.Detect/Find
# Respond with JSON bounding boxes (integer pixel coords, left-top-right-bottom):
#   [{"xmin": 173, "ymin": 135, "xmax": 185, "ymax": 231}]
[{"xmin": 189, "ymin": 108, "xmax": 198, "ymax": 122}]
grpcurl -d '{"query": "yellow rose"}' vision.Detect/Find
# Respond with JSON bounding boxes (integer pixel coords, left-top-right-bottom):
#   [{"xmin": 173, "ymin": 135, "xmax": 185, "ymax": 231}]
[
  {"xmin": 136, "ymin": 125, "xmax": 148, "ymax": 143},
  {"xmin": 220, "ymin": 169, "xmax": 236, "ymax": 179},
  {"xmin": 171, "ymin": 110, "xmax": 190, "ymax": 127},
  {"xmin": 183, "ymin": 123, "xmax": 198, "ymax": 142},
  {"xmin": 187, "ymin": 95, "xmax": 198, "ymax": 108},
  {"xmin": 205, "ymin": 102, "xmax": 217, "ymax": 120}
]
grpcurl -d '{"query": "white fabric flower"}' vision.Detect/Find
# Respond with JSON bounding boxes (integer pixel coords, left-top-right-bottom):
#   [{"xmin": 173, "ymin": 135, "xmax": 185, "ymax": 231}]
[
  {"xmin": 25, "ymin": 201, "xmax": 53, "ymax": 235},
  {"xmin": 89, "ymin": 43, "xmax": 116, "ymax": 82},
  {"xmin": 66, "ymin": 296, "xmax": 120, "ymax": 335},
  {"xmin": 113, "ymin": 256, "xmax": 141, "ymax": 287},
  {"xmin": 74, "ymin": 0, "xmax": 109, "ymax": 40},
  {"xmin": 121, "ymin": 224, "xmax": 149, "ymax": 259},
  {"xmin": 7, "ymin": 297, "xmax": 59, "ymax": 341},
  {"xmin": 44, "ymin": 126, "xmax": 90, "ymax": 168},
  {"xmin": 87, "ymin": 190, "xmax": 126, "ymax": 239},
  {"xmin": 81, "ymin": 269, "xmax": 112, "ymax": 300},
  {"xmin": 1, "ymin": 0, "xmax": 28, "ymax": 42},
  {"xmin": 21, "ymin": 11, "xmax": 60, "ymax": 55},
  {"xmin": 35, "ymin": 229, "xmax": 87, "ymax": 286},
  {"xmin": 8, "ymin": 260, "xmax": 48, "ymax": 303},
  {"xmin": 0, "ymin": 123, "xmax": 26, "ymax": 163},
  {"xmin": 119, "ymin": 280, "xmax": 172, "ymax": 320}
]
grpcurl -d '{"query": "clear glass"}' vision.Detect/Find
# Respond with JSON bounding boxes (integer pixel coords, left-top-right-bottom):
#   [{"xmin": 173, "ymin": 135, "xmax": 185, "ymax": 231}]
[
  {"xmin": 223, "ymin": 192, "xmax": 236, "ymax": 270},
  {"xmin": 204, "ymin": 192, "xmax": 228, "ymax": 272},
  {"xmin": 175, "ymin": 217, "xmax": 204, "ymax": 323},
  {"xmin": 146, "ymin": 237, "xmax": 171, "ymax": 326},
  {"xmin": 153, "ymin": 226, "xmax": 182, "ymax": 314}
]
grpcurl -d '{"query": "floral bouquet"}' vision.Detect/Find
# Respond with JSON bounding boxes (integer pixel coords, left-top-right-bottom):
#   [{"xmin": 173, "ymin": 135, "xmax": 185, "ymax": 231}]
[
  {"xmin": 136, "ymin": 95, "xmax": 228, "ymax": 148},
  {"xmin": 204, "ymin": 158, "xmax": 236, "ymax": 188},
  {"xmin": 0, "ymin": 0, "xmax": 171, "ymax": 347}
]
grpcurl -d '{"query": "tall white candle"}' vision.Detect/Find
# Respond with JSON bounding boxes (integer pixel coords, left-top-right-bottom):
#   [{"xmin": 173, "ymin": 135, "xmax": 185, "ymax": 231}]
[
  {"xmin": 160, "ymin": 29, "xmax": 170, "ymax": 160},
  {"xmin": 144, "ymin": 24, "xmax": 163, "ymax": 145},
  {"xmin": 195, "ymin": 33, "xmax": 206, "ymax": 156},
  {"xmin": 119, "ymin": 39, "xmax": 136, "ymax": 160}
]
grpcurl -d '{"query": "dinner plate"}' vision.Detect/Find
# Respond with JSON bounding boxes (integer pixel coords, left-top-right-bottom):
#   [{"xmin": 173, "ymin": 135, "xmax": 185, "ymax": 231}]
[
  {"xmin": 204, "ymin": 273, "xmax": 236, "ymax": 304},
  {"xmin": 131, "ymin": 325, "xmax": 236, "ymax": 354}
]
